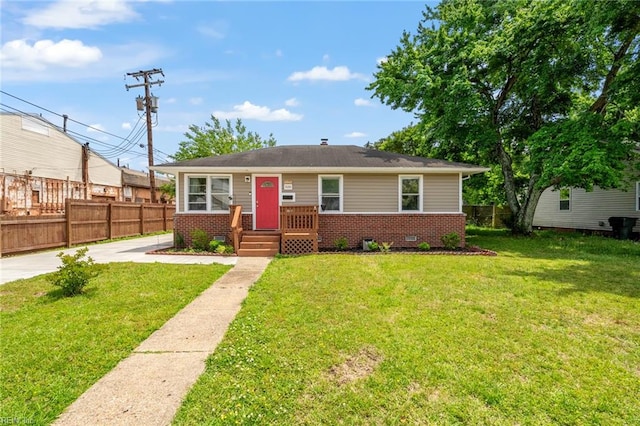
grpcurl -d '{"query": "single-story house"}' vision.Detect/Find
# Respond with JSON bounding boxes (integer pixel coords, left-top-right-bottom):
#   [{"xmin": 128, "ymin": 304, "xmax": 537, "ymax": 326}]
[
  {"xmin": 533, "ymin": 181, "xmax": 640, "ymax": 237},
  {"xmin": 152, "ymin": 142, "xmax": 488, "ymax": 255}
]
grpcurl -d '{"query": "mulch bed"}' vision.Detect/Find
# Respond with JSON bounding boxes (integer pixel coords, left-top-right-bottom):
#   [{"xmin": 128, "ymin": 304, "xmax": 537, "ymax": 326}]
[{"xmin": 148, "ymin": 246, "xmax": 497, "ymax": 257}]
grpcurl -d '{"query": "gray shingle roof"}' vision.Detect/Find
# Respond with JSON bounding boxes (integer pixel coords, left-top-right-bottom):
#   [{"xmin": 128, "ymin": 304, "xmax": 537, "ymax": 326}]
[{"xmin": 154, "ymin": 145, "xmax": 486, "ymax": 172}]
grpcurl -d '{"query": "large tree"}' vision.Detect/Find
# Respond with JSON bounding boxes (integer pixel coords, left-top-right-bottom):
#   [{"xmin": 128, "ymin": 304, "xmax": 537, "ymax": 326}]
[
  {"xmin": 161, "ymin": 116, "xmax": 277, "ymax": 196},
  {"xmin": 172, "ymin": 115, "xmax": 276, "ymax": 161},
  {"xmin": 368, "ymin": 0, "xmax": 639, "ymax": 234}
]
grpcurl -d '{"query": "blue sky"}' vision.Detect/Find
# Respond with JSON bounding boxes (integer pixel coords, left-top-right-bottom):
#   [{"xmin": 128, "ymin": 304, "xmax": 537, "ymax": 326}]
[{"xmin": 1, "ymin": 1, "xmax": 433, "ymax": 171}]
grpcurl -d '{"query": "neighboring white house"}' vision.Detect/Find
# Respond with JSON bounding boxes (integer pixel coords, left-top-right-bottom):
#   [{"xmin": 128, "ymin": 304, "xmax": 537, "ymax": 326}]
[
  {"xmin": 533, "ymin": 181, "xmax": 640, "ymax": 235},
  {"xmin": 0, "ymin": 112, "xmax": 122, "ymax": 215}
]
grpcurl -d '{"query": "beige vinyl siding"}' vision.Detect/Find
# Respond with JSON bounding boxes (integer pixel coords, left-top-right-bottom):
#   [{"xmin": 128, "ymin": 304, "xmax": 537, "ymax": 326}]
[
  {"xmin": 533, "ymin": 185, "xmax": 640, "ymax": 232},
  {"xmin": 1, "ymin": 114, "xmax": 119, "ymax": 185},
  {"xmin": 281, "ymin": 174, "xmax": 317, "ymax": 205},
  {"xmin": 424, "ymin": 174, "xmax": 460, "ymax": 212},
  {"xmin": 344, "ymin": 174, "xmax": 397, "ymax": 212},
  {"xmin": 232, "ymin": 173, "xmax": 252, "ymax": 211}
]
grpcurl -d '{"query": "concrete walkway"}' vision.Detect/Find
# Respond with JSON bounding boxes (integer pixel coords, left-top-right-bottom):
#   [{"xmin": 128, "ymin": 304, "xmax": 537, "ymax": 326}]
[
  {"xmin": 0, "ymin": 234, "xmax": 237, "ymax": 285},
  {"xmin": 53, "ymin": 256, "xmax": 272, "ymax": 426}
]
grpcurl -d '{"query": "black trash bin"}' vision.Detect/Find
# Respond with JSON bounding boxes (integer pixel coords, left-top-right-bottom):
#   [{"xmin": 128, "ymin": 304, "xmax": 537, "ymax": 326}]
[{"xmin": 608, "ymin": 216, "xmax": 638, "ymax": 240}]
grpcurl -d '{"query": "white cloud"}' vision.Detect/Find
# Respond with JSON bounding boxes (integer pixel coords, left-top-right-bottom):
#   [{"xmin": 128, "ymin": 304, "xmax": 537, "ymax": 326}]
[
  {"xmin": 285, "ymin": 98, "xmax": 299, "ymax": 107},
  {"xmin": 164, "ymin": 98, "xmax": 177, "ymax": 104},
  {"xmin": 121, "ymin": 122, "xmax": 132, "ymax": 130},
  {"xmin": 213, "ymin": 101, "xmax": 303, "ymax": 122},
  {"xmin": 1, "ymin": 41, "xmax": 166, "ymax": 82},
  {"xmin": 376, "ymin": 56, "xmax": 388, "ymax": 65},
  {"xmin": 22, "ymin": 0, "xmax": 139, "ymax": 29},
  {"xmin": 189, "ymin": 97, "xmax": 203, "ymax": 105},
  {"xmin": 354, "ymin": 98, "xmax": 373, "ymax": 107},
  {"xmin": 322, "ymin": 54, "xmax": 330, "ymax": 62},
  {"xmin": 1, "ymin": 39, "xmax": 102, "ymax": 70},
  {"xmin": 344, "ymin": 131, "xmax": 367, "ymax": 138},
  {"xmin": 287, "ymin": 66, "xmax": 366, "ymax": 82}
]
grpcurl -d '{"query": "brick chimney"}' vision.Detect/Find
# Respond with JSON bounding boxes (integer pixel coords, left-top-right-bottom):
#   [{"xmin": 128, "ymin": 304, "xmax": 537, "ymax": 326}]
[{"xmin": 320, "ymin": 138, "xmax": 328, "ymax": 146}]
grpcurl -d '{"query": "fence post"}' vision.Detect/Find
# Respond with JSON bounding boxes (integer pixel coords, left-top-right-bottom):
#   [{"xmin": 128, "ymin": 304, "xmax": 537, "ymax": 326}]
[
  {"xmin": 65, "ymin": 198, "xmax": 72, "ymax": 247},
  {"xmin": 492, "ymin": 204, "xmax": 497, "ymax": 229},
  {"xmin": 108, "ymin": 202, "xmax": 114, "ymax": 239},
  {"xmin": 140, "ymin": 203, "xmax": 145, "ymax": 235},
  {"xmin": 163, "ymin": 205, "xmax": 168, "ymax": 231}
]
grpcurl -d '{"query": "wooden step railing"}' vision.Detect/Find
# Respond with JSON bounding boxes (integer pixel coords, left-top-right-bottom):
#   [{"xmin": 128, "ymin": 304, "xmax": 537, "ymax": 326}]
[
  {"xmin": 280, "ymin": 205, "xmax": 318, "ymax": 254},
  {"xmin": 229, "ymin": 204, "xmax": 243, "ymax": 254}
]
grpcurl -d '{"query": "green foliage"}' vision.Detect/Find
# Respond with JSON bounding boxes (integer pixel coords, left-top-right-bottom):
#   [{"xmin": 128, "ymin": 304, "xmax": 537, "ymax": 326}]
[
  {"xmin": 417, "ymin": 242, "xmax": 431, "ymax": 251},
  {"xmin": 224, "ymin": 245, "xmax": 235, "ymax": 254},
  {"xmin": 380, "ymin": 242, "xmax": 393, "ymax": 253},
  {"xmin": 441, "ymin": 232, "xmax": 461, "ymax": 250},
  {"xmin": 190, "ymin": 229, "xmax": 210, "ymax": 251},
  {"xmin": 209, "ymin": 239, "xmax": 221, "ymax": 252},
  {"xmin": 173, "ymin": 116, "xmax": 277, "ymax": 162},
  {"xmin": 334, "ymin": 237, "xmax": 348, "ymax": 251},
  {"xmin": 368, "ymin": 0, "xmax": 640, "ymax": 233},
  {"xmin": 367, "ymin": 241, "xmax": 379, "ymax": 251},
  {"xmin": 174, "ymin": 232, "xmax": 185, "ymax": 249},
  {"xmin": 47, "ymin": 248, "xmax": 100, "ymax": 297}
]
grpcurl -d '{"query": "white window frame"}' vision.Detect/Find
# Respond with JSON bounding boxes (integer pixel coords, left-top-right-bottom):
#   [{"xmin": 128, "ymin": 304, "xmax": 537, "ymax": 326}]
[
  {"xmin": 184, "ymin": 174, "xmax": 233, "ymax": 213},
  {"xmin": 399, "ymin": 175, "xmax": 423, "ymax": 212},
  {"xmin": 559, "ymin": 187, "xmax": 571, "ymax": 211},
  {"xmin": 318, "ymin": 175, "xmax": 343, "ymax": 213}
]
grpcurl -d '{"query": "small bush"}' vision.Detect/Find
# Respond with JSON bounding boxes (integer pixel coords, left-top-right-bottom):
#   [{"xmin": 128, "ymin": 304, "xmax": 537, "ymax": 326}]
[
  {"xmin": 175, "ymin": 232, "xmax": 185, "ymax": 249},
  {"xmin": 191, "ymin": 229, "xmax": 210, "ymax": 251},
  {"xmin": 418, "ymin": 242, "xmax": 431, "ymax": 251},
  {"xmin": 224, "ymin": 245, "xmax": 235, "ymax": 254},
  {"xmin": 441, "ymin": 232, "xmax": 461, "ymax": 250},
  {"xmin": 367, "ymin": 241, "xmax": 379, "ymax": 251},
  {"xmin": 334, "ymin": 237, "xmax": 349, "ymax": 251},
  {"xmin": 380, "ymin": 242, "xmax": 393, "ymax": 253},
  {"xmin": 215, "ymin": 244, "xmax": 227, "ymax": 254},
  {"xmin": 209, "ymin": 239, "xmax": 222, "ymax": 251},
  {"xmin": 48, "ymin": 247, "xmax": 100, "ymax": 297}
]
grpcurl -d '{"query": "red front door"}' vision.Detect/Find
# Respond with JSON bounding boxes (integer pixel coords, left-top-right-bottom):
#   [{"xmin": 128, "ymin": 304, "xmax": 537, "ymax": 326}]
[{"xmin": 255, "ymin": 176, "xmax": 279, "ymax": 229}]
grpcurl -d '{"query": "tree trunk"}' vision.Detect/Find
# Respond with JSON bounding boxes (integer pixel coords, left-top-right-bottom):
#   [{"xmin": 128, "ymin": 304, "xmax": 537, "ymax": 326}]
[{"xmin": 512, "ymin": 184, "xmax": 545, "ymax": 235}]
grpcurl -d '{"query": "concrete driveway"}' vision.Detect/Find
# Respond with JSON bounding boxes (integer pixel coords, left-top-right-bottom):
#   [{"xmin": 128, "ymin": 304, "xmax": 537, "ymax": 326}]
[{"xmin": 0, "ymin": 233, "xmax": 238, "ymax": 285}]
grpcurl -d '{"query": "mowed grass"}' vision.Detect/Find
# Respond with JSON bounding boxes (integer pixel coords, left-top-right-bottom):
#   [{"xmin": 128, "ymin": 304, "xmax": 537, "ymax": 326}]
[
  {"xmin": 175, "ymin": 230, "xmax": 640, "ymax": 425},
  {"xmin": 0, "ymin": 262, "xmax": 231, "ymax": 425}
]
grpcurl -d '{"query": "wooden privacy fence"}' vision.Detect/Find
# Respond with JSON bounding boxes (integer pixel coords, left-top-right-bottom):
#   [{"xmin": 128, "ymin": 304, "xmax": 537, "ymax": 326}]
[
  {"xmin": 463, "ymin": 205, "xmax": 511, "ymax": 228},
  {"xmin": 0, "ymin": 200, "xmax": 174, "ymax": 256}
]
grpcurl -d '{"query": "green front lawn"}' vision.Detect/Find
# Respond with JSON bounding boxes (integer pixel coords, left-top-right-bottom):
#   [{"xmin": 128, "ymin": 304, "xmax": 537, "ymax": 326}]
[
  {"xmin": 0, "ymin": 262, "xmax": 231, "ymax": 425},
  {"xmin": 174, "ymin": 230, "xmax": 640, "ymax": 425}
]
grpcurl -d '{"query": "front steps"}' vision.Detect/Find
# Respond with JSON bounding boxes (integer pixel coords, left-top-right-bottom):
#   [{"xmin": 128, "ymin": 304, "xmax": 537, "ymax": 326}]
[{"xmin": 237, "ymin": 232, "xmax": 280, "ymax": 257}]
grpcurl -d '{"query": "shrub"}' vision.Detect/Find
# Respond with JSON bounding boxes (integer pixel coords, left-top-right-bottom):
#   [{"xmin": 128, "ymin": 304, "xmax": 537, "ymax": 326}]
[
  {"xmin": 334, "ymin": 237, "xmax": 348, "ymax": 251},
  {"xmin": 224, "ymin": 245, "xmax": 235, "ymax": 254},
  {"xmin": 215, "ymin": 244, "xmax": 227, "ymax": 254},
  {"xmin": 209, "ymin": 239, "xmax": 222, "ymax": 251},
  {"xmin": 441, "ymin": 232, "xmax": 461, "ymax": 250},
  {"xmin": 367, "ymin": 241, "xmax": 379, "ymax": 251},
  {"xmin": 191, "ymin": 229, "xmax": 210, "ymax": 251},
  {"xmin": 380, "ymin": 242, "xmax": 393, "ymax": 253},
  {"xmin": 175, "ymin": 232, "xmax": 185, "ymax": 249},
  {"xmin": 48, "ymin": 247, "xmax": 100, "ymax": 297},
  {"xmin": 418, "ymin": 242, "xmax": 431, "ymax": 251}
]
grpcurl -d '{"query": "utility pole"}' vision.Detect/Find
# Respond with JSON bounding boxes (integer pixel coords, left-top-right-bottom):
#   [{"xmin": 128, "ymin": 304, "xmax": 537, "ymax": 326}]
[{"xmin": 125, "ymin": 68, "xmax": 164, "ymax": 203}]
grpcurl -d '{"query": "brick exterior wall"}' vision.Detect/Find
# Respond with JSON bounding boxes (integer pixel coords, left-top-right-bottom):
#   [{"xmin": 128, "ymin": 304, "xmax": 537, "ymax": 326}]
[
  {"xmin": 174, "ymin": 212, "xmax": 466, "ymax": 249},
  {"xmin": 318, "ymin": 214, "xmax": 466, "ymax": 249}
]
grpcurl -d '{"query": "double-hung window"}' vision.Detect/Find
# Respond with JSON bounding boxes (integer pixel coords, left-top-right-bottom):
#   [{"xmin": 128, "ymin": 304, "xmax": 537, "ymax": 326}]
[
  {"xmin": 399, "ymin": 176, "xmax": 422, "ymax": 212},
  {"xmin": 319, "ymin": 175, "xmax": 342, "ymax": 212},
  {"xmin": 559, "ymin": 188, "xmax": 571, "ymax": 211},
  {"xmin": 186, "ymin": 175, "xmax": 231, "ymax": 212}
]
